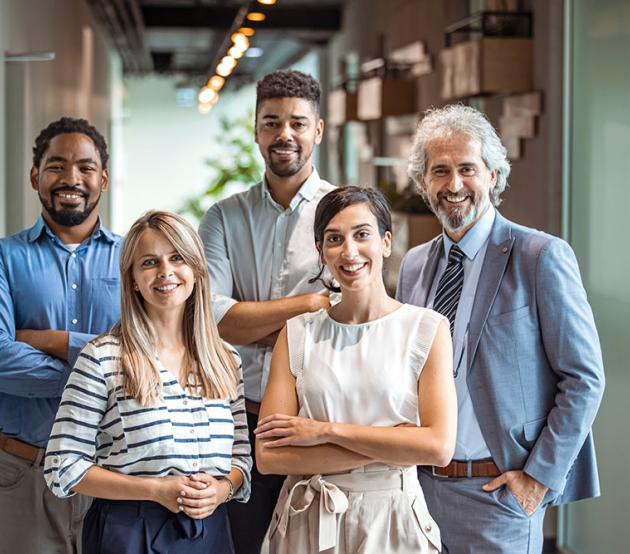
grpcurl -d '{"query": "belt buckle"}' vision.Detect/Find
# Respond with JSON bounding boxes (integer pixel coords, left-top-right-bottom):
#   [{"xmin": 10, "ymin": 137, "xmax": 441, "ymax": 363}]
[{"xmin": 431, "ymin": 465, "xmax": 448, "ymax": 478}]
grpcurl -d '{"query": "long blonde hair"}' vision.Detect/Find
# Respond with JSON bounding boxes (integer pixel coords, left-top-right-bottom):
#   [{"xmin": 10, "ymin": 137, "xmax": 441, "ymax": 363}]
[{"xmin": 114, "ymin": 210, "xmax": 238, "ymax": 406}]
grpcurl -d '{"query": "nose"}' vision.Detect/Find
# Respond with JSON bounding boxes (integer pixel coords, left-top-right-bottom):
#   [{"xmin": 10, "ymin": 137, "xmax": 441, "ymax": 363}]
[
  {"xmin": 446, "ymin": 171, "xmax": 464, "ymax": 192},
  {"xmin": 341, "ymin": 239, "xmax": 358, "ymax": 259},
  {"xmin": 157, "ymin": 261, "xmax": 174, "ymax": 279},
  {"xmin": 61, "ymin": 165, "xmax": 81, "ymax": 185},
  {"xmin": 277, "ymin": 122, "xmax": 293, "ymax": 142}
]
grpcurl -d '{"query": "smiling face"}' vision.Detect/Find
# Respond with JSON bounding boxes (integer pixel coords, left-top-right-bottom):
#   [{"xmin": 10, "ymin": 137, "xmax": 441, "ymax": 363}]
[
  {"xmin": 131, "ymin": 228, "xmax": 196, "ymax": 318},
  {"xmin": 320, "ymin": 202, "xmax": 391, "ymax": 293},
  {"xmin": 255, "ymin": 97, "xmax": 323, "ymax": 181},
  {"xmin": 421, "ymin": 133, "xmax": 497, "ymax": 242},
  {"xmin": 30, "ymin": 132, "xmax": 108, "ymax": 228}
]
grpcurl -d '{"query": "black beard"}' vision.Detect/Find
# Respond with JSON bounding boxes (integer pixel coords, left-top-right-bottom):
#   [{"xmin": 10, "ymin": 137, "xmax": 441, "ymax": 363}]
[
  {"xmin": 267, "ymin": 142, "xmax": 304, "ymax": 177},
  {"xmin": 39, "ymin": 192, "xmax": 100, "ymax": 227}
]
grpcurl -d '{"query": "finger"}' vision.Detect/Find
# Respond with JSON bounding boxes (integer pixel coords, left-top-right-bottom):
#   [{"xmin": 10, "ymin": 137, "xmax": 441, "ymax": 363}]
[
  {"xmin": 263, "ymin": 437, "xmax": 295, "ymax": 448},
  {"xmin": 254, "ymin": 420, "xmax": 291, "ymax": 434},
  {"xmin": 256, "ymin": 413, "xmax": 291, "ymax": 426},
  {"xmin": 482, "ymin": 473, "xmax": 507, "ymax": 491},
  {"xmin": 189, "ymin": 473, "xmax": 216, "ymax": 485},
  {"xmin": 255, "ymin": 428, "xmax": 293, "ymax": 440}
]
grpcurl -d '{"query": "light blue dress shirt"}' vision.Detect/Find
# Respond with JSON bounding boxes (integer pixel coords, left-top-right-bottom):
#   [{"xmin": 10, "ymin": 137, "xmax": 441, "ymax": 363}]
[
  {"xmin": 428, "ymin": 207, "xmax": 495, "ymax": 460},
  {"xmin": 0, "ymin": 216, "xmax": 121, "ymax": 446}
]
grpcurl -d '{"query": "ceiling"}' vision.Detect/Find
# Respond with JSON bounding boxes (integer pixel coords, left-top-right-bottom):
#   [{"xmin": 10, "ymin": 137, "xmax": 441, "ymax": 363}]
[{"xmin": 87, "ymin": 0, "xmax": 344, "ymax": 88}]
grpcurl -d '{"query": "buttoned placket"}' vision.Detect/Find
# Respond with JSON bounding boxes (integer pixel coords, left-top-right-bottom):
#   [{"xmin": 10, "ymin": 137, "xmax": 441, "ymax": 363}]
[
  {"xmin": 270, "ymin": 208, "xmax": 290, "ymax": 300},
  {"xmin": 64, "ymin": 243, "xmax": 83, "ymax": 329}
]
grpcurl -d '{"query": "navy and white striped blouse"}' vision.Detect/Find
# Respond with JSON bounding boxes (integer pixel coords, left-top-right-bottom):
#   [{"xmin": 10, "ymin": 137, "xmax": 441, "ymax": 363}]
[{"xmin": 44, "ymin": 334, "xmax": 251, "ymax": 501}]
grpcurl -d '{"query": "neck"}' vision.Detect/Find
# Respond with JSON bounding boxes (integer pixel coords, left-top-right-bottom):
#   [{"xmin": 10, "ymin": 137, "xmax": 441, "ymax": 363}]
[
  {"xmin": 41, "ymin": 210, "xmax": 100, "ymax": 245},
  {"xmin": 332, "ymin": 281, "xmax": 399, "ymax": 324},
  {"xmin": 146, "ymin": 307, "xmax": 186, "ymax": 350},
  {"xmin": 265, "ymin": 162, "xmax": 313, "ymax": 209}
]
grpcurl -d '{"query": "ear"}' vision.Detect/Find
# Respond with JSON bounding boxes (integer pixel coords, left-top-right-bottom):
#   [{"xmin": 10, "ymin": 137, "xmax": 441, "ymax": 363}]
[
  {"xmin": 30, "ymin": 166, "xmax": 39, "ymax": 191},
  {"xmin": 101, "ymin": 168, "xmax": 110, "ymax": 192},
  {"xmin": 382, "ymin": 230, "xmax": 392, "ymax": 259},
  {"xmin": 489, "ymin": 169, "xmax": 498, "ymax": 189},
  {"xmin": 314, "ymin": 118, "xmax": 324, "ymax": 145}
]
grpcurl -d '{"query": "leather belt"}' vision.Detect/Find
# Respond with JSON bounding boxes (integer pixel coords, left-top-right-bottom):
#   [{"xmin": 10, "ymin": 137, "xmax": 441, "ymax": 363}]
[
  {"xmin": 430, "ymin": 459, "xmax": 501, "ymax": 478},
  {"xmin": 0, "ymin": 432, "xmax": 44, "ymax": 464},
  {"xmin": 245, "ymin": 399, "xmax": 261, "ymax": 415}
]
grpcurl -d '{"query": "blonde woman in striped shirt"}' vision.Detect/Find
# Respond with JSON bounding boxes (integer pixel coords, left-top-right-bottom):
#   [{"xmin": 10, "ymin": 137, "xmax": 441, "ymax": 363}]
[{"xmin": 45, "ymin": 211, "xmax": 250, "ymax": 554}]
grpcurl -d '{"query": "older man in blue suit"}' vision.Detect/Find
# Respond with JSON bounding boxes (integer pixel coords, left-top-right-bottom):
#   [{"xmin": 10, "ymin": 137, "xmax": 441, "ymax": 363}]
[{"xmin": 397, "ymin": 104, "xmax": 604, "ymax": 553}]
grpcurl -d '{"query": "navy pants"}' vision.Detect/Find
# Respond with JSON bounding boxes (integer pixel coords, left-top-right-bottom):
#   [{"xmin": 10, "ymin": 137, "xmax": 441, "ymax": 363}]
[{"xmin": 82, "ymin": 498, "xmax": 234, "ymax": 554}]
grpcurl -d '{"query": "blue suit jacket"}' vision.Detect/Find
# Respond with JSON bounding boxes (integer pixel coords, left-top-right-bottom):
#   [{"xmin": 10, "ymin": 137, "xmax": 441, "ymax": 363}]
[{"xmin": 397, "ymin": 211, "xmax": 605, "ymax": 504}]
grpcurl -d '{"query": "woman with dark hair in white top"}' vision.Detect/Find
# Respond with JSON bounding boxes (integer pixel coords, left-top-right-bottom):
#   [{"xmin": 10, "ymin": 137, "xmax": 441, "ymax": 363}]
[
  {"xmin": 45, "ymin": 210, "xmax": 250, "ymax": 554},
  {"xmin": 255, "ymin": 186, "xmax": 457, "ymax": 553}
]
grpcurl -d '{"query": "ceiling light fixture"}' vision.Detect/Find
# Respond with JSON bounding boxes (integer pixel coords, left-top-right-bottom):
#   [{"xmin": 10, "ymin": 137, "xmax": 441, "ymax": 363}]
[
  {"xmin": 208, "ymin": 75, "xmax": 225, "ymax": 91},
  {"xmin": 239, "ymin": 27, "xmax": 255, "ymax": 37},
  {"xmin": 198, "ymin": 87, "xmax": 218, "ymax": 104},
  {"xmin": 257, "ymin": 0, "xmax": 277, "ymax": 5},
  {"xmin": 246, "ymin": 12, "xmax": 266, "ymax": 22}
]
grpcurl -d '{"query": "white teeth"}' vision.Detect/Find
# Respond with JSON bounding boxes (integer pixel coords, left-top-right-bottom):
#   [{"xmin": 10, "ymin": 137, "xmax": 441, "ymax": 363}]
[
  {"xmin": 445, "ymin": 195, "xmax": 468, "ymax": 202},
  {"xmin": 273, "ymin": 149, "xmax": 295, "ymax": 154},
  {"xmin": 57, "ymin": 193, "xmax": 82, "ymax": 199},
  {"xmin": 156, "ymin": 284, "xmax": 178, "ymax": 291},
  {"xmin": 341, "ymin": 263, "xmax": 365, "ymax": 272}
]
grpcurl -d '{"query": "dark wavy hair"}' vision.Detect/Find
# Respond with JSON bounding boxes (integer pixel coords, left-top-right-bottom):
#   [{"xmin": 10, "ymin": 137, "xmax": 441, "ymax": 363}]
[
  {"xmin": 309, "ymin": 186, "xmax": 392, "ymax": 292},
  {"xmin": 32, "ymin": 117, "xmax": 109, "ymax": 168},
  {"xmin": 255, "ymin": 70, "xmax": 321, "ymax": 116}
]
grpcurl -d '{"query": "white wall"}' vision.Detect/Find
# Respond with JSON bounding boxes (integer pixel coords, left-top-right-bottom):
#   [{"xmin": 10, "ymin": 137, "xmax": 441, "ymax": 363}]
[{"xmin": 1, "ymin": 0, "xmax": 121, "ymax": 237}]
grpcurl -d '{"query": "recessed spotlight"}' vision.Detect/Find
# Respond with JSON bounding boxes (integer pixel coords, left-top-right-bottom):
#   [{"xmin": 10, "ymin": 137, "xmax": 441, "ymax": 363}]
[
  {"xmin": 257, "ymin": 0, "xmax": 277, "ymax": 5},
  {"xmin": 239, "ymin": 27, "xmax": 255, "ymax": 37},
  {"xmin": 246, "ymin": 12, "xmax": 266, "ymax": 22}
]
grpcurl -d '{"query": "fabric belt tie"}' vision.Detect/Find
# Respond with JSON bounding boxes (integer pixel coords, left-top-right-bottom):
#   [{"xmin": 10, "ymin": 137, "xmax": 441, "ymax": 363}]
[
  {"xmin": 151, "ymin": 512, "xmax": 204, "ymax": 553},
  {"xmin": 275, "ymin": 474, "xmax": 348, "ymax": 552},
  {"xmin": 272, "ymin": 466, "xmax": 417, "ymax": 552}
]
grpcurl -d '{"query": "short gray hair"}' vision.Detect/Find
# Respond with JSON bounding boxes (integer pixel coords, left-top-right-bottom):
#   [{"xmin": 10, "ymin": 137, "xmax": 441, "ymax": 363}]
[{"xmin": 407, "ymin": 104, "xmax": 511, "ymax": 206}]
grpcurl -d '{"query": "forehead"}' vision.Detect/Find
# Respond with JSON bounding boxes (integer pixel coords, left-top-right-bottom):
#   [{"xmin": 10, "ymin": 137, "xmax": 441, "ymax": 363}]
[
  {"xmin": 257, "ymin": 97, "xmax": 317, "ymax": 120},
  {"xmin": 326, "ymin": 202, "xmax": 376, "ymax": 229},
  {"xmin": 43, "ymin": 133, "xmax": 101, "ymax": 164},
  {"xmin": 135, "ymin": 228, "xmax": 174, "ymax": 254},
  {"xmin": 425, "ymin": 134, "xmax": 483, "ymax": 166}
]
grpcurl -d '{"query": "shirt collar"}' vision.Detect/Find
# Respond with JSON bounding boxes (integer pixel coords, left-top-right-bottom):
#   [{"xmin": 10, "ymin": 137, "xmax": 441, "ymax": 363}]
[
  {"xmin": 26, "ymin": 214, "xmax": 116, "ymax": 244},
  {"xmin": 261, "ymin": 167, "xmax": 321, "ymax": 211},
  {"xmin": 442, "ymin": 206, "xmax": 496, "ymax": 262}
]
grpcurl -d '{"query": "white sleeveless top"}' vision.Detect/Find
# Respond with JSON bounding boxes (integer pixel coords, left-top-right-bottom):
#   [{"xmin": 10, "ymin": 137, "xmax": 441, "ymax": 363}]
[{"xmin": 286, "ymin": 304, "xmax": 445, "ymax": 427}]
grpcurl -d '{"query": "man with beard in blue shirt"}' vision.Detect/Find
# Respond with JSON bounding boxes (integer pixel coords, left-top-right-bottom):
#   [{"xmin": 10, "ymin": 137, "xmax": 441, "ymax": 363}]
[{"xmin": 0, "ymin": 117, "xmax": 121, "ymax": 554}]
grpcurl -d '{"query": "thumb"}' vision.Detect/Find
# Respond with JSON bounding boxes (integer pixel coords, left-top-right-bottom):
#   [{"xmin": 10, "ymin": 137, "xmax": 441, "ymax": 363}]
[{"xmin": 482, "ymin": 473, "xmax": 507, "ymax": 492}]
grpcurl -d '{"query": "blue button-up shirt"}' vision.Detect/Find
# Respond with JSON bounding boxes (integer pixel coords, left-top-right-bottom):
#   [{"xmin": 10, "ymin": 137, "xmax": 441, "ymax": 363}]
[
  {"xmin": 428, "ymin": 207, "xmax": 495, "ymax": 460},
  {"xmin": 0, "ymin": 216, "xmax": 121, "ymax": 447}
]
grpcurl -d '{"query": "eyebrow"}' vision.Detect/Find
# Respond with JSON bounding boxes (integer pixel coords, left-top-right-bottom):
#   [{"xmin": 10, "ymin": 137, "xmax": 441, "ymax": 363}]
[
  {"xmin": 44, "ymin": 156, "xmax": 99, "ymax": 165},
  {"xmin": 324, "ymin": 223, "xmax": 373, "ymax": 233},
  {"xmin": 139, "ymin": 250, "xmax": 179, "ymax": 259},
  {"xmin": 261, "ymin": 114, "xmax": 309, "ymax": 121}
]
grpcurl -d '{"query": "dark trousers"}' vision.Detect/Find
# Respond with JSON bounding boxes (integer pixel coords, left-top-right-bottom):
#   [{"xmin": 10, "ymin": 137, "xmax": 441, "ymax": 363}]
[
  {"xmin": 83, "ymin": 498, "xmax": 234, "ymax": 554},
  {"xmin": 228, "ymin": 411, "xmax": 285, "ymax": 554}
]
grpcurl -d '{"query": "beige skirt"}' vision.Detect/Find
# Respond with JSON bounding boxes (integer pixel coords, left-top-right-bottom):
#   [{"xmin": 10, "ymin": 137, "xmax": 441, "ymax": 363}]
[{"xmin": 268, "ymin": 465, "xmax": 441, "ymax": 554}]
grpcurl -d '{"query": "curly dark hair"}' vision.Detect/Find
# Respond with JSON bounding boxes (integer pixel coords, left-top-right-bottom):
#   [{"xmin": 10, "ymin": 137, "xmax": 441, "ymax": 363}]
[
  {"xmin": 32, "ymin": 117, "xmax": 109, "ymax": 168},
  {"xmin": 256, "ymin": 70, "xmax": 321, "ymax": 116}
]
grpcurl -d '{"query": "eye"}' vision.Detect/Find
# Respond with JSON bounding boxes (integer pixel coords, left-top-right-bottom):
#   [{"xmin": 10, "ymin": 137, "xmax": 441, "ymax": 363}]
[
  {"xmin": 171, "ymin": 254, "xmax": 184, "ymax": 263},
  {"xmin": 264, "ymin": 121, "xmax": 278, "ymax": 129},
  {"xmin": 80, "ymin": 165, "xmax": 96, "ymax": 173},
  {"xmin": 293, "ymin": 122, "xmax": 306, "ymax": 129},
  {"xmin": 460, "ymin": 166, "xmax": 476, "ymax": 175},
  {"xmin": 325, "ymin": 234, "xmax": 342, "ymax": 245},
  {"xmin": 356, "ymin": 230, "xmax": 371, "ymax": 239},
  {"xmin": 46, "ymin": 164, "xmax": 63, "ymax": 172},
  {"xmin": 432, "ymin": 168, "xmax": 448, "ymax": 177},
  {"xmin": 141, "ymin": 258, "xmax": 157, "ymax": 267}
]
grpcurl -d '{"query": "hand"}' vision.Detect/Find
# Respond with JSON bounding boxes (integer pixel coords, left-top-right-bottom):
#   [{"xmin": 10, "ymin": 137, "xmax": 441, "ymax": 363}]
[
  {"xmin": 177, "ymin": 474, "xmax": 230, "ymax": 519},
  {"xmin": 16, "ymin": 329, "xmax": 69, "ymax": 360},
  {"xmin": 255, "ymin": 414, "xmax": 330, "ymax": 447},
  {"xmin": 307, "ymin": 293, "xmax": 330, "ymax": 313},
  {"xmin": 483, "ymin": 470, "xmax": 549, "ymax": 515},
  {"xmin": 151, "ymin": 475, "xmax": 209, "ymax": 517}
]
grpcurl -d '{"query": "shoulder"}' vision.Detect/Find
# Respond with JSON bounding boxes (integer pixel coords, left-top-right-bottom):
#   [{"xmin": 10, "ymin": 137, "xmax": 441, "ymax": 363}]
[
  {"xmin": 75, "ymin": 333, "xmax": 121, "ymax": 377},
  {"xmin": 314, "ymin": 179, "xmax": 336, "ymax": 197},
  {"xmin": 503, "ymin": 217, "xmax": 573, "ymax": 265},
  {"xmin": 212, "ymin": 183, "xmax": 263, "ymax": 214},
  {"xmin": 0, "ymin": 226, "xmax": 36, "ymax": 256},
  {"xmin": 400, "ymin": 236, "xmax": 441, "ymax": 272},
  {"xmin": 287, "ymin": 309, "xmax": 327, "ymax": 331}
]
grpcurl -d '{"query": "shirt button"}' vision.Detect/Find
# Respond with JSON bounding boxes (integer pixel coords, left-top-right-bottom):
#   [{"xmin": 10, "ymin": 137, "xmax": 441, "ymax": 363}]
[
  {"xmin": 182, "ymin": 399, "xmax": 188, "ymax": 406},
  {"xmin": 71, "ymin": 283, "xmax": 78, "ymax": 290},
  {"xmin": 190, "ymin": 428, "xmax": 195, "ymax": 435},
  {"xmin": 425, "ymin": 524, "xmax": 432, "ymax": 532},
  {"xmin": 71, "ymin": 253, "xmax": 77, "ymax": 258},
  {"xmin": 71, "ymin": 318, "xmax": 78, "ymax": 324},
  {"xmin": 53, "ymin": 457, "xmax": 59, "ymax": 464},
  {"xmin": 192, "ymin": 462, "xmax": 198, "ymax": 468}
]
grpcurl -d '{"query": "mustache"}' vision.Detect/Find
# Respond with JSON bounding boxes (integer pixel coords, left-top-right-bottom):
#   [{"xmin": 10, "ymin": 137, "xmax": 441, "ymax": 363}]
[{"xmin": 269, "ymin": 141, "xmax": 299, "ymax": 151}]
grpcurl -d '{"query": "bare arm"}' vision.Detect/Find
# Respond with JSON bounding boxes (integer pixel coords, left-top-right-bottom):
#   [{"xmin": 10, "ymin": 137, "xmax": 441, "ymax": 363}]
[
  {"xmin": 218, "ymin": 294, "xmax": 330, "ymax": 346},
  {"xmin": 255, "ymin": 327, "xmax": 371, "ymax": 475},
  {"xmin": 257, "ymin": 320, "xmax": 457, "ymax": 467}
]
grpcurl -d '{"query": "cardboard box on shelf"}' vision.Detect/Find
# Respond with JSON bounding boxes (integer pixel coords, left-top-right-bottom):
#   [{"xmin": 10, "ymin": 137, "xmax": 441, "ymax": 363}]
[{"xmin": 357, "ymin": 77, "xmax": 416, "ymax": 120}]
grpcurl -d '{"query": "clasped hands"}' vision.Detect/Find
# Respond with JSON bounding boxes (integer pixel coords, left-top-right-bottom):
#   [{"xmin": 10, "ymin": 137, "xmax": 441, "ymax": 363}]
[
  {"xmin": 154, "ymin": 474, "xmax": 230, "ymax": 519},
  {"xmin": 255, "ymin": 413, "xmax": 331, "ymax": 447}
]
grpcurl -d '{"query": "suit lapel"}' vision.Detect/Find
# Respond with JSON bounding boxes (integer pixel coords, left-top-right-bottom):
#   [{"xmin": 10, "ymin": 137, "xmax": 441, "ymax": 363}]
[
  {"xmin": 467, "ymin": 212, "xmax": 515, "ymax": 371},
  {"xmin": 416, "ymin": 236, "xmax": 443, "ymax": 307}
]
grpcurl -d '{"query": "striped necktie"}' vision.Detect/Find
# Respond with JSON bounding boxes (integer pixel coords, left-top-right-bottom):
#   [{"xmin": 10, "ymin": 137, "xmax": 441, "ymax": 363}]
[{"xmin": 433, "ymin": 245, "xmax": 465, "ymax": 336}]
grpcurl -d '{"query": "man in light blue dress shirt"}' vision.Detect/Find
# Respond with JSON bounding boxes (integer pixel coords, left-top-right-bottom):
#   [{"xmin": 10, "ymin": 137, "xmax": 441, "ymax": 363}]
[
  {"xmin": 397, "ymin": 105, "xmax": 604, "ymax": 553},
  {"xmin": 0, "ymin": 117, "xmax": 121, "ymax": 554}
]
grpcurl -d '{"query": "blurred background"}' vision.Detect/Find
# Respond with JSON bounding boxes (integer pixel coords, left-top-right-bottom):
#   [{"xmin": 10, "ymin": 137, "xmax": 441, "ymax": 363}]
[{"xmin": 1, "ymin": 1, "xmax": 628, "ymax": 551}]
